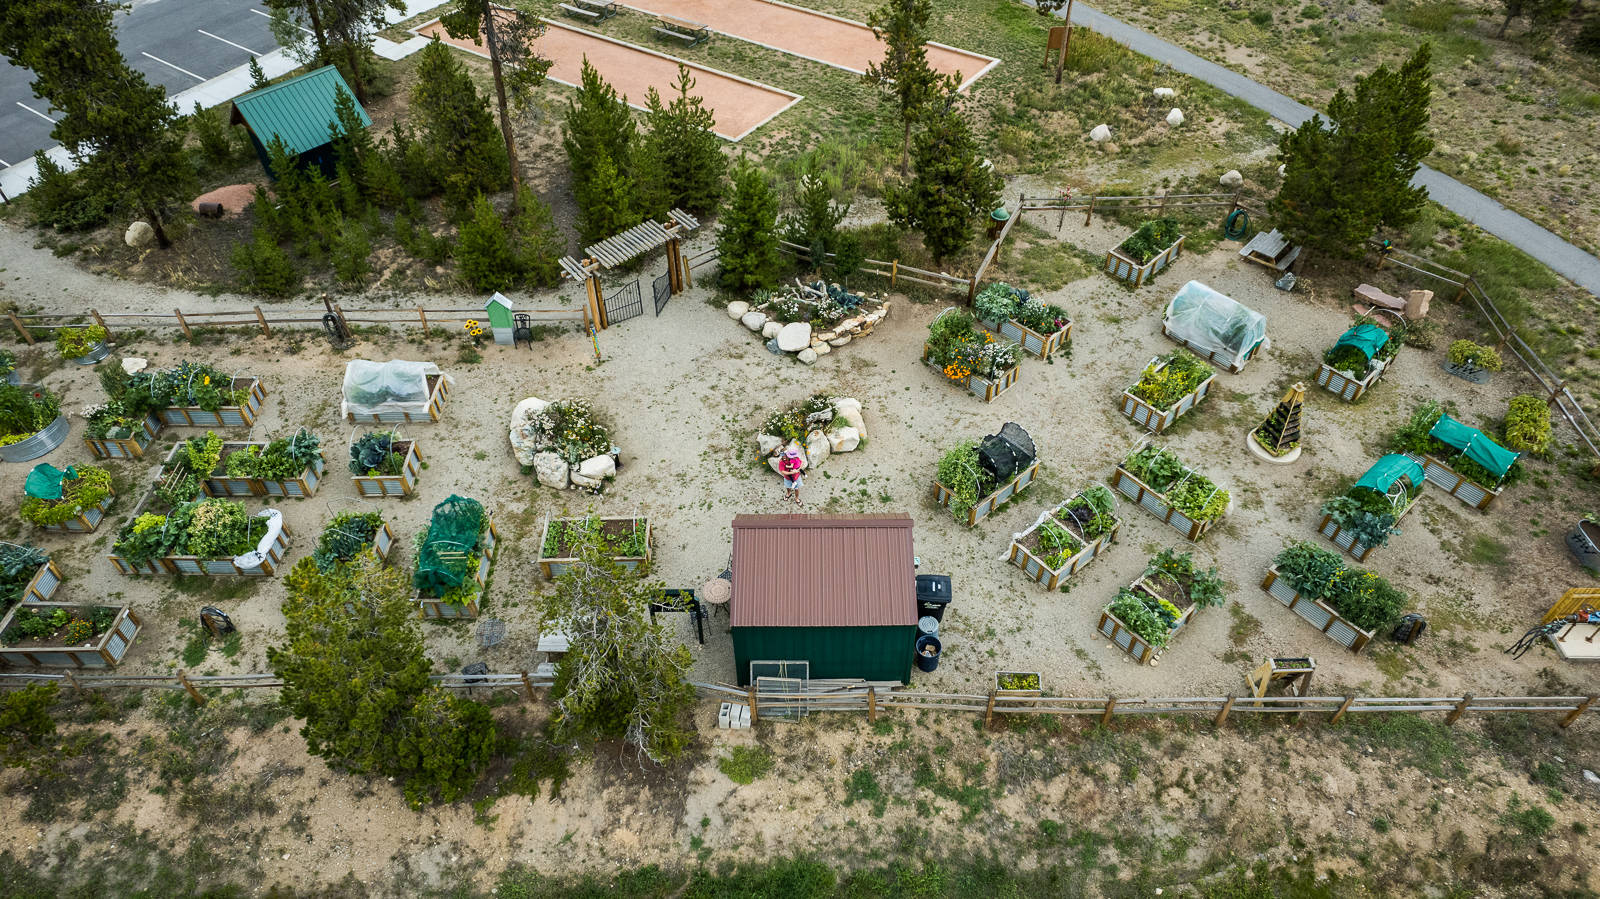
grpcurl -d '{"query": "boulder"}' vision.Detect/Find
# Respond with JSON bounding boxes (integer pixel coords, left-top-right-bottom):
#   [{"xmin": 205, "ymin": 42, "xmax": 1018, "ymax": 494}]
[
  {"xmin": 577, "ymin": 453, "xmax": 616, "ymax": 481},
  {"xmin": 833, "ymin": 398, "xmax": 866, "ymax": 438},
  {"xmin": 805, "ymin": 430, "xmax": 832, "ymax": 466},
  {"xmin": 569, "ymin": 470, "xmax": 600, "ymax": 489},
  {"xmin": 797, "ymin": 348, "xmax": 818, "ymax": 365},
  {"xmin": 1219, "ymin": 169, "xmax": 1244, "ymax": 189},
  {"xmin": 1090, "ymin": 124, "xmax": 1112, "ymax": 143},
  {"xmin": 727, "ymin": 301, "xmax": 749, "ymax": 320},
  {"xmin": 827, "ymin": 426, "xmax": 861, "ymax": 453},
  {"xmin": 1153, "ymin": 87, "xmax": 1176, "ymax": 99},
  {"xmin": 1406, "ymin": 290, "xmax": 1432, "ymax": 319},
  {"xmin": 762, "ymin": 321, "xmax": 782, "ymax": 339},
  {"xmin": 742, "ymin": 310, "xmax": 768, "ymax": 332},
  {"xmin": 533, "ymin": 452, "xmax": 568, "ymax": 490},
  {"xmin": 509, "ymin": 396, "xmax": 548, "ymax": 429},
  {"xmin": 777, "ymin": 322, "xmax": 812, "ymax": 352},
  {"xmin": 756, "ymin": 434, "xmax": 784, "ymax": 457},
  {"xmin": 121, "ymin": 357, "xmax": 149, "ymax": 375},
  {"xmin": 125, "ymin": 221, "xmax": 155, "ymax": 248},
  {"xmin": 1166, "ymin": 108, "xmax": 1184, "ymax": 127},
  {"xmin": 829, "ymin": 335, "xmax": 852, "ymax": 348},
  {"xmin": 817, "ymin": 330, "xmax": 837, "ymax": 342},
  {"xmin": 813, "ymin": 342, "xmax": 831, "ymax": 356}
]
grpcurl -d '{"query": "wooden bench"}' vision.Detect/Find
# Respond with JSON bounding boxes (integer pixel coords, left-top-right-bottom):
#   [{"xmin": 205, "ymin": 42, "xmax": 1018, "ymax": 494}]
[
  {"xmin": 560, "ymin": 0, "xmax": 617, "ymax": 20},
  {"xmin": 653, "ymin": 14, "xmax": 710, "ymax": 47}
]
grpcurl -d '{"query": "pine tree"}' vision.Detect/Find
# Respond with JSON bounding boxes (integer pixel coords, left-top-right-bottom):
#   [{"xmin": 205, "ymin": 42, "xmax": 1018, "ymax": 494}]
[
  {"xmin": 863, "ymin": 0, "xmax": 958, "ymax": 173},
  {"xmin": 441, "ymin": 0, "xmax": 553, "ymax": 205},
  {"xmin": 715, "ymin": 163, "xmax": 783, "ymax": 292},
  {"xmin": 563, "ymin": 58, "xmax": 638, "ymax": 227},
  {"xmin": 884, "ymin": 102, "xmax": 1000, "ymax": 264},
  {"xmin": 640, "ymin": 65, "xmax": 728, "ymax": 217},
  {"xmin": 1498, "ymin": 0, "xmax": 1570, "ymax": 35},
  {"xmin": 577, "ymin": 152, "xmax": 642, "ymax": 246},
  {"xmin": 780, "ymin": 162, "xmax": 851, "ymax": 269},
  {"xmin": 510, "ymin": 185, "xmax": 566, "ymax": 288},
  {"xmin": 192, "ymin": 101, "xmax": 233, "ymax": 166},
  {"xmin": 0, "ymin": 683, "xmax": 58, "ymax": 770},
  {"xmin": 411, "ymin": 39, "xmax": 510, "ymax": 215},
  {"xmin": 248, "ymin": 56, "xmax": 271, "ymax": 90},
  {"xmin": 457, "ymin": 193, "xmax": 519, "ymax": 292},
  {"xmin": 232, "ymin": 227, "xmax": 300, "ymax": 298}
]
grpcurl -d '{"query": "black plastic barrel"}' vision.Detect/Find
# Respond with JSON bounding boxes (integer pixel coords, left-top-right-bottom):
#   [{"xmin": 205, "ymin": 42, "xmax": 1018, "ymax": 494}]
[{"xmin": 914, "ymin": 635, "xmax": 942, "ymax": 673}]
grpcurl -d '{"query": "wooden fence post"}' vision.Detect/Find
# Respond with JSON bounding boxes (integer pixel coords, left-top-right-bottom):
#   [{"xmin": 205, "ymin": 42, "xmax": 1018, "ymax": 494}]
[
  {"xmin": 333, "ymin": 304, "xmax": 351, "ymax": 340},
  {"xmin": 173, "ymin": 309, "xmax": 193, "ymax": 342},
  {"xmin": 1101, "ymin": 696, "xmax": 1117, "ymax": 727},
  {"xmin": 1547, "ymin": 382, "xmax": 1568, "ymax": 408},
  {"xmin": 1330, "ymin": 694, "xmax": 1356, "ymax": 724},
  {"xmin": 177, "ymin": 670, "xmax": 207, "ymax": 706},
  {"xmin": 90, "ymin": 309, "xmax": 111, "ymax": 341},
  {"xmin": 1446, "ymin": 694, "xmax": 1473, "ymax": 725},
  {"xmin": 1084, "ymin": 195, "xmax": 1097, "ymax": 227},
  {"xmin": 253, "ymin": 306, "xmax": 271, "ymax": 337},
  {"xmin": 1214, "ymin": 693, "xmax": 1235, "ymax": 727},
  {"xmin": 868, "ymin": 686, "xmax": 877, "ymax": 723},
  {"xmin": 1158, "ymin": 191, "xmax": 1170, "ymax": 215},
  {"xmin": 747, "ymin": 686, "xmax": 759, "ymax": 725},
  {"xmin": 9, "ymin": 313, "xmax": 34, "ymax": 345},
  {"xmin": 984, "ymin": 690, "xmax": 997, "ymax": 729},
  {"xmin": 63, "ymin": 670, "xmax": 86, "ymax": 697},
  {"xmin": 1561, "ymin": 693, "xmax": 1598, "ymax": 728},
  {"xmin": 520, "ymin": 670, "xmax": 536, "ymax": 701},
  {"xmin": 417, "ymin": 306, "xmax": 429, "ymax": 333},
  {"xmin": 891, "ymin": 260, "xmax": 898, "ymax": 288}
]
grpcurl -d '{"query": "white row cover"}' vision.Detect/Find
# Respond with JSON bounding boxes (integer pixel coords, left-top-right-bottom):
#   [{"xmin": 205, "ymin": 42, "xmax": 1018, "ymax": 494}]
[
  {"xmin": 1163, "ymin": 281, "xmax": 1268, "ymax": 371},
  {"xmin": 341, "ymin": 360, "xmax": 450, "ymax": 419}
]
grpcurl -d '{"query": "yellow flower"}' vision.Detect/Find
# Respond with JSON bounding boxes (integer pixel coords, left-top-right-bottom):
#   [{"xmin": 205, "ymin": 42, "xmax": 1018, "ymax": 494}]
[{"xmin": 203, "ymin": 376, "xmax": 210, "ymax": 385}]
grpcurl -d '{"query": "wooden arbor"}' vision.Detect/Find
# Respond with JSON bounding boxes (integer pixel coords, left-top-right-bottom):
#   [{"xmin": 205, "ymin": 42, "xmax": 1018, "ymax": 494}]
[{"xmin": 559, "ymin": 209, "xmax": 701, "ymax": 330}]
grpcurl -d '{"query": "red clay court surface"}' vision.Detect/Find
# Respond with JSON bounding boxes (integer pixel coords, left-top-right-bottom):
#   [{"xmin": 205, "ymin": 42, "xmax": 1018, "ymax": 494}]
[
  {"xmin": 622, "ymin": 0, "xmax": 999, "ymax": 89},
  {"xmin": 414, "ymin": 19, "xmax": 801, "ymax": 141}
]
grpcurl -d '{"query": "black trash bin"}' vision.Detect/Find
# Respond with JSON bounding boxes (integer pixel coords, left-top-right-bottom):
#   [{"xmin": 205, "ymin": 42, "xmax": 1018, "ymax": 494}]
[
  {"xmin": 916, "ymin": 574, "xmax": 952, "ymax": 623},
  {"xmin": 914, "ymin": 635, "xmax": 942, "ymax": 673}
]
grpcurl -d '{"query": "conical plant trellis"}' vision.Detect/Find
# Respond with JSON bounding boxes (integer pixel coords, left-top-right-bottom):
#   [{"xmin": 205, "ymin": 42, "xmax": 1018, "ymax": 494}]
[{"xmin": 1258, "ymin": 383, "xmax": 1304, "ymax": 454}]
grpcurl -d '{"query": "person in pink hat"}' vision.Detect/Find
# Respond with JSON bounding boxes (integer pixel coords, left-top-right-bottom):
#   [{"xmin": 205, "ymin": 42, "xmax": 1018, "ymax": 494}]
[{"xmin": 778, "ymin": 447, "xmax": 804, "ymax": 504}]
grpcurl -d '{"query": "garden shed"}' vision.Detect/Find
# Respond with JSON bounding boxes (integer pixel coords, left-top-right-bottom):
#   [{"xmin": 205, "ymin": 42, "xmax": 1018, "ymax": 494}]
[
  {"xmin": 730, "ymin": 514, "xmax": 917, "ymax": 685},
  {"xmin": 230, "ymin": 65, "xmax": 369, "ymax": 181},
  {"xmin": 1162, "ymin": 280, "xmax": 1268, "ymax": 373}
]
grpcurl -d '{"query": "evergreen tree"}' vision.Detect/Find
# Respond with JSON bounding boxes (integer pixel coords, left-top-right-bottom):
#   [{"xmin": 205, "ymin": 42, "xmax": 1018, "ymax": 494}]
[
  {"xmin": 330, "ymin": 213, "xmax": 373, "ymax": 286},
  {"xmin": 715, "ymin": 163, "xmax": 783, "ymax": 292},
  {"xmin": 320, "ymin": 0, "xmax": 403, "ymax": 105},
  {"xmin": 563, "ymin": 58, "xmax": 638, "ymax": 231},
  {"xmin": 192, "ymin": 102, "xmax": 234, "ymax": 166},
  {"xmin": 1498, "ymin": 0, "xmax": 1570, "ymax": 35},
  {"xmin": 0, "ymin": 683, "xmax": 58, "ymax": 770},
  {"xmin": 576, "ymin": 152, "xmax": 641, "ymax": 246},
  {"xmin": 441, "ymin": 0, "xmax": 553, "ymax": 205},
  {"xmin": 510, "ymin": 184, "xmax": 566, "ymax": 287},
  {"xmin": 411, "ymin": 39, "xmax": 510, "ymax": 215},
  {"xmin": 232, "ymin": 227, "xmax": 300, "ymax": 297},
  {"xmin": 248, "ymin": 56, "xmax": 271, "ymax": 90},
  {"xmin": 457, "ymin": 193, "xmax": 519, "ymax": 292},
  {"xmin": 780, "ymin": 162, "xmax": 851, "ymax": 268},
  {"xmin": 1271, "ymin": 44, "xmax": 1434, "ymax": 261},
  {"xmin": 640, "ymin": 65, "xmax": 728, "ymax": 217},
  {"xmin": 270, "ymin": 551, "xmax": 496, "ymax": 808},
  {"xmin": 884, "ymin": 102, "xmax": 1000, "ymax": 263},
  {"xmin": 863, "ymin": 0, "xmax": 958, "ymax": 173}
]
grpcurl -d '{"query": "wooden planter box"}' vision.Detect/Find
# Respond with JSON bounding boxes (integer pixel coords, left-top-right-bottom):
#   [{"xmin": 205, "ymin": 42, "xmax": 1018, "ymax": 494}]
[
  {"xmin": 157, "ymin": 378, "xmax": 266, "ymax": 428},
  {"xmin": 1401, "ymin": 451, "xmax": 1502, "ymax": 512},
  {"xmin": 16, "ymin": 561, "xmax": 63, "ymax": 605},
  {"xmin": 1098, "ymin": 575, "xmax": 1199, "ymax": 665},
  {"xmin": 84, "ymin": 413, "xmax": 162, "ymax": 460},
  {"xmin": 980, "ymin": 317, "xmax": 1072, "ymax": 361},
  {"xmin": 109, "ymin": 523, "xmax": 293, "ymax": 577},
  {"xmin": 353, "ymin": 441, "xmax": 423, "ymax": 497},
  {"xmin": 1316, "ymin": 359, "xmax": 1388, "ymax": 403},
  {"xmin": 0, "ymin": 603, "xmax": 141, "ymax": 668},
  {"xmin": 1317, "ymin": 498, "xmax": 1413, "ymax": 563},
  {"xmin": 1006, "ymin": 500, "xmax": 1120, "ymax": 589},
  {"xmin": 1120, "ymin": 360, "xmax": 1215, "ymax": 433},
  {"xmin": 416, "ymin": 518, "xmax": 498, "ymax": 619},
  {"xmin": 538, "ymin": 516, "xmax": 647, "ymax": 579},
  {"xmin": 934, "ymin": 462, "xmax": 1040, "ymax": 527},
  {"xmin": 345, "ymin": 375, "xmax": 449, "ymax": 424},
  {"xmin": 1161, "ymin": 320, "xmax": 1263, "ymax": 374},
  {"xmin": 163, "ymin": 442, "xmax": 325, "ymax": 498},
  {"xmin": 1110, "ymin": 465, "xmax": 1223, "ymax": 542},
  {"xmin": 33, "ymin": 489, "xmax": 115, "ymax": 534},
  {"xmin": 1104, "ymin": 235, "xmax": 1184, "ymax": 287},
  {"xmin": 1260, "ymin": 566, "xmax": 1375, "ymax": 652},
  {"xmin": 922, "ymin": 345, "xmax": 1019, "ymax": 403}
]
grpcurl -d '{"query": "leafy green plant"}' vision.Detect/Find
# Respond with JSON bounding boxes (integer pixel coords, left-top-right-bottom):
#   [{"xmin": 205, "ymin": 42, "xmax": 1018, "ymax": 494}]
[
  {"xmin": 925, "ymin": 310, "xmax": 1020, "ymax": 381},
  {"xmin": 1504, "ymin": 395, "xmax": 1551, "ymax": 455},
  {"xmin": 1062, "ymin": 486, "xmax": 1118, "ymax": 541},
  {"xmin": 0, "ymin": 349, "xmax": 16, "ymax": 379},
  {"xmin": 761, "ymin": 393, "xmax": 836, "ymax": 443},
  {"xmin": 1107, "ymin": 588, "xmax": 1174, "ymax": 648},
  {"xmin": 1272, "ymin": 542, "xmax": 1405, "ymax": 633},
  {"xmin": 0, "ymin": 545, "xmax": 49, "ymax": 610},
  {"xmin": 1143, "ymin": 548, "xmax": 1226, "ymax": 609},
  {"xmin": 350, "ymin": 432, "xmax": 407, "ymax": 476},
  {"xmin": 222, "ymin": 433, "xmax": 321, "ymax": 481},
  {"xmin": 1320, "ymin": 493, "xmax": 1401, "ymax": 548},
  {"xmin": 936, "ymin": 439, "xmax": 982, "ymax": 520},
  {"xmin": 0, "ymin": 385, "xmax": 62, "ymax": 444},
  {"xmin": 997, "ymin": 672, "xmax": 1040, "ymax": 691},
  {"xmin": 54, "ymin": 324, "xmax": 107, "ymax": 359},
  {"xmin": 1116, "ymin": 217, "xmax": 1182, "ymax": 264},
  {"xmin": 1448, "ymin": 339, "xmax": 1504, "ymax": 371},
  {"xmin": 19, "ymin": 466, "xmax": 113, "ymax": 526},
  {"xmin": 718, "ymin": 745, "xmax": 774, "ymax": 785},
  {"xmin": 314, "ymin": 511, "xmax": 385, "ymax": 572},
  {"xmin": 1127, "ymin": 351, "xmax": 1213, "ymax": 411},
  {"xmin": 1121, "ymin": 445, "xmax": 1228, "ymax": 521}
]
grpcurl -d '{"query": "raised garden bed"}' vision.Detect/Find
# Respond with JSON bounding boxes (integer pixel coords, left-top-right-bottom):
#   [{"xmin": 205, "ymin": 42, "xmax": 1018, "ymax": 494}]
[
  {"xmin": 1098, "ymin": 549, "xmax": 1224, "ymax": 664},
  {"xmin": 1120, "ymin": 351, "xmax": 1215, "ymax": 433},
  {"xmin": 933, "ymin": 425, "xmax": 1038, "ymax": 527},
  {"xmin": 0, "ymin": 383, "xmax": 68, "ymax": 464},
  {"xmin": 973, "ymin": 282, "xmax": 1073, "ymax": 360},
  {"xmin": 1390, "ymin": 401, "xmax": 1523, "ymax": 513},
  {"xmin": 4, "ymin": 558, "xmax": 63, "ymax": 608},
  {"xmin": 84, "ymin": 410, "xmax": 162, "ymax": 460},
  {"xmin": 1260, "ymin": 542, "xmax": 1408, "ymax": 652},
  {"xmin": 1161, "ymin": 281, "xmax": 1267, "ymax": 374},
  {"xmin": 158, "ymin": 378, "xmax": 266, "ymax": 428},
  {"xmin": 538, "ymin": 515, "xmax": 650, "ymax": 579},
  {"xmin": 1110, "ymin": 443, "xmax": 1229, "ymax": 542},
  {"xmin": 1104, "ymin": 218, "xmax": 1184, "ymax": 287},
  {"xmin": 0, "ymin": 601, "xmax": 141, "ymax": 668},
  {"xmin": 343, "ymin": 359, "xmax": 450, "ymax": 424},
  {"xmin": 1007, "ymin": 486, "xmax": 1121, "ymax": 590},
  {"xmin": 1317, "ymin": 321, "xmax": 1402, "ymax": 402},
  {"xmin": 923, "ymin": 309, "xmax": 1022, "ymax": 404},
  {"xmin": 22, "ymin": 466, "xmax": 115, "ymax": 534},
  {"xmin": 350, "ymin": 433, "xmax": 423, "ymax": 497},
  {"xmin": 161, "ymin": 434, "xmax": 324, "ymax": 498},
  {"xmin": 313, "ymin": 509, "xmax": 396, "ymax": 569},
  {"xmin": 56, "ymin": 325, "xmax": 110, "ymax": 365},
  {"xmin": 109, "ymin": 499, "xmax": 293, "ymax": 576},
  {"xmin": 413, "ymin": 497, "xmax": 499, "ymax": 618},
  {"xmin": 1317, "ymin": 454, "xmax": 1423, "ymax": 562}
]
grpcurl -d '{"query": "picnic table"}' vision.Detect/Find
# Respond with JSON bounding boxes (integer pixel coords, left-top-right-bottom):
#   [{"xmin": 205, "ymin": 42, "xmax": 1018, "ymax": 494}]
[
  {"xmin": 558, "ymin": 0, "xmax": 618, "ymax": 20},
  {"xmin": 653, "ymin": 14, "xmax": 711, "ymax": 47}
]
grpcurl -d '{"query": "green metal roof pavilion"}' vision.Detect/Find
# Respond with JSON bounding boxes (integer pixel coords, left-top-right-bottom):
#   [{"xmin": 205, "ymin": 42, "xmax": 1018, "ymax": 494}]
[{"xmin": 229, "ymin": 65, "xmax": 370, "ymax": 180}]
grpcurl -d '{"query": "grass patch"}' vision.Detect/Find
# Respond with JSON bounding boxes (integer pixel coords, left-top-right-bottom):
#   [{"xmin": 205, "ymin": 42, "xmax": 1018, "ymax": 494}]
[
  {"xmin": 1343, "ymin": 714, "xmax": 1467, "ymax": 777},
  {"xmin": 719, "ymin": 745, "xmax": 775, "ymax": 785}
]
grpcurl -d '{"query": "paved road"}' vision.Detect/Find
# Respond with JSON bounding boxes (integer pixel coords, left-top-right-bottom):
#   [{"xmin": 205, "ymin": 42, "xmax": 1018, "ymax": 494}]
[
  {"xmin": 1044, "ymin": 1, "xmax": 1600, "ymax": 295},
  {"xmin": 0, "ymin": 0, "xmax": 280, "ymax": 170}
]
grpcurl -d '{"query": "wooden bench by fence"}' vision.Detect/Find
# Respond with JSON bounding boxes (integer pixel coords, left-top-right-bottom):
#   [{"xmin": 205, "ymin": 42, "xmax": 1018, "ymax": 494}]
[
  {"xmin": 559, "ymin": 0, "xmax": 617, "ymax": 19},
  {"xmin": 654, "ymin": 15, "xmax": 710, "ymax": 46}
]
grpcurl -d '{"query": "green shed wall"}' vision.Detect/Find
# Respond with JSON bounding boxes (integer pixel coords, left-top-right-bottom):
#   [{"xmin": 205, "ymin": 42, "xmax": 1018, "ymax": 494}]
[{"xmin": 732, "ymin": 625, "xmax": 916, "ymax": 686}]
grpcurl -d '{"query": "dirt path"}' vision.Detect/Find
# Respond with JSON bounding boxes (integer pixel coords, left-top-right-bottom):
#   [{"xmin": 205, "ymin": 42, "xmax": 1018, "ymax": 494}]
[
  {"xmin": 413, "ymin": 18, "xmax": 800, "ymax": 141},
  {"xmin": 623, "ymin": 0, "xmax": 999, "ymax": 88}
]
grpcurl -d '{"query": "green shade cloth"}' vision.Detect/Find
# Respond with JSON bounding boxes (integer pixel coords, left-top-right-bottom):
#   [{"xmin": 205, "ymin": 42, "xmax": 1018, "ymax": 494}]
[
  {"xmin": 1333, "ymin": 323, "xmax": 1388, "ymax": 362},
  {"xmin": 413, "ymin": 495, "xmax": 487, "ymax": 596},
  {"xmin": 1429, "ymin": 413, "xmax": 1520, "ymax": 479},
  {"xmin": 24, "ymin": 464, "xmax": 76, "ymax": 500},
  {"xmin": 1355, "ymin": 454, "xmax": 1424, "ymax": 495}
]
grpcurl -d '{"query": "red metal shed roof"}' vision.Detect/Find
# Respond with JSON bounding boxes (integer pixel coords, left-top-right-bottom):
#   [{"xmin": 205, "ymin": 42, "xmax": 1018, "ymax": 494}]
[{"xmin": 730, "ymin": 514, "xmax": 916, "ymax": 628}]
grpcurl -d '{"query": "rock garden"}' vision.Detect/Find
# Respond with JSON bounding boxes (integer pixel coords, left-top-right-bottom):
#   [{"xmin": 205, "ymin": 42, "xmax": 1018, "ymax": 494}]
[
  {"xmin": 752, "ymin": 393, "xmax": 867, "ymax": 474},
  {"xmin": 510, "ymin": 398, "xmax": 618, "ymax": 492},
  {"xmin": 726, "ymin": 281, "xmax": 890, "ymax": 365}
]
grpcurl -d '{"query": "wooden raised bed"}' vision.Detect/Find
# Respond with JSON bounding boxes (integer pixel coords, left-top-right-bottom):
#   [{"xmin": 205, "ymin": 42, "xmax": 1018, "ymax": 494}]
[
  {"xmin": 353, "ymin": 441, "xmax": 423, "ymax": 497},
  {"xmin": 0, "ymin": 603, "xmax": 142, "ymax": 668},
  {"xmin": 922, "ymin": 344, "xmax": 1019, "ymax": 403},
  {"xmin": 15, "ymin": 561, "xmax": 64, "ymax": 605},
  {"xmin": 33, "ymin": 489, "xmax": 116, "ymax": 534},
  {"xmin": 1260, "ymin": 566, "xmax": 1375, "ymax": 653},
  {"xmin": 1120, "ymin": 358, "xmax": 1215, "ymax": 433},
  {"xmin": 84, "ymin": 413, "xmax": 162, "ymax": 460},
  {"xmin": 1316, "ymin": 359, "xmax": 1388, "ymax": 403},
  {"xmin": 1317, "ymin": 499, "xmax": 1414, "ymax": 563},
  {"xmin": 980, "ymin": 317, "xmax": 1072, "ymax": 361},
  {"xmin": 934, "ymin": 461, "xmax": 1039, "ymax": 527},
  {"xmin": 346, "ymin": 375, "xmax": 449, "ymax": 424},
  {"xmin": 162, "ymin": 442, "xmax": 325, "ymax": 498},
  {"xmin": 538, "ymin": 516, "xmax": 649, "ymax": 579},
  {"xmin": 1006, "ymin": 497, "xmax": 1120, "ymax": 590},
  {"xmin": 1110, "ymin": 465, "xmax": 1223, "ymax": 542},
  {"xmin": 417, "ymin": 517, "xmax": 498, "ymax": 619},
  {"xmin": 1161, "ymin": 321, "xmax": 1263, "ymax": 375},
  {"xmin": 1401, "ymin": 451, "xmax": 1502, "ymax": 512},
  {"xmin": 1098, "ymin": 574, "xmax": 1200, "ymax": 665},
  {"xmin": 157, "ymin": 378, "xmax": 266, "ymax": 428},
  {"xmin": 1104, "ymin": 234, "xmax": 1184, "ymax": 287},
  {"xmin": 108, "ymin": 523, "xmax": 294, "ymax": 577}
]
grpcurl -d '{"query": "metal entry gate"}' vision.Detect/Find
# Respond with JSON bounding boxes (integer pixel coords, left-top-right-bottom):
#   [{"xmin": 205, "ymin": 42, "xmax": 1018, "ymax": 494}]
[
  {"xmin": 604, "ymin": 279, "xmax": 644, "ymax": 324},
  {"xmin": 653, "ymin": 272, "xmax": 671, "ymax": 315}
]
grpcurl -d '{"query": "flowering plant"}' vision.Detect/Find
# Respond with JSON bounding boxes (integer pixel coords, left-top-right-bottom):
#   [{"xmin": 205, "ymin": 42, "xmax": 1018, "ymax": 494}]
[
  {"xmin": 925, "ymin": 310, "xmax": 1019, "ymax": 381},
  {"xmin": 526, "ymin": 399, "xmax": 613, "ymax": 467}
]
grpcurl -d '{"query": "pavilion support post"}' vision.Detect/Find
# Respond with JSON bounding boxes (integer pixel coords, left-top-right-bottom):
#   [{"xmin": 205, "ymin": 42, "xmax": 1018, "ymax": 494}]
[
  {"xmin": 586, "ymin": 273, "xmax": 607, "ymax": 330},
  {"xmin": 666, "ymin": 237, "xmax": 685, "ymax": 295}
]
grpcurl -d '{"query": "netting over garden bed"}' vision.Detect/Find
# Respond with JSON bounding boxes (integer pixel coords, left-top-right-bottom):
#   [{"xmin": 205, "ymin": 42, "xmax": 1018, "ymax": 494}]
[
  {"xmin": 341, "ymin": 360, "xmax": 443, "ymax": 419},
  {"xmin": 414, "ymin": 495, "xmax": 487, "ymax": 595},
  {"xmin": 1163, "ymin": 281, "xmax": 1267, "ymax": 371}
]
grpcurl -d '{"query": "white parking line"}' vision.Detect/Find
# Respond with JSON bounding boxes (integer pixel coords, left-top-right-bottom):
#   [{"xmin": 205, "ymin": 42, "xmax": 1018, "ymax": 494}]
[
  {"xmin": 142, "ymin": 52, "xmax": 206, "ymax": 81},
  {"xmin": 0, "ymin": 158, "xmax": 8, "ymax": 167},
  {"xmin": 15, "ymin": 102, "xmax": 55, "ymax": 123},
  {"xmin": 251, "ymin": 7, "xmax": 314, "ymax": 34},
  {"xmin": 198, "ymin": 29, "xmax": 261, "ymax": 56}
]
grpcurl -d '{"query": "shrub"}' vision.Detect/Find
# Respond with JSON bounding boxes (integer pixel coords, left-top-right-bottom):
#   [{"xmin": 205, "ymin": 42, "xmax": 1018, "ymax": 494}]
[
  {"xmin": 1249, "ymin": 9, "xmax": 1273, "ymax": 25},
  {"xmin": 27, "ymin": 152, "xmax": 113, "ymax": 232},
  {"xmin": 456, "ymin": 194, "xmax": 518, "ymax": 293},
  {"xmin": 1448, "ymin": 339, "xmax": 1504, "ymax": 371},
  {"xmin": 1576, "ymin": 17, "xmax": 1600, "ymax": 57},
  {"xmin": 1503, "ymin": 395, "xmax": 1551, "ymax": 455},
  {"xmin": 55, "ymin": 325, "xmax": 107, "ymax": 359},
  {"xmin": 231, "ymin": 228, "xmax": 299, "ymax": 298},
  {"xmin": 718, "ymin": 745, "xmax": 774, "ymax": 784}
]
